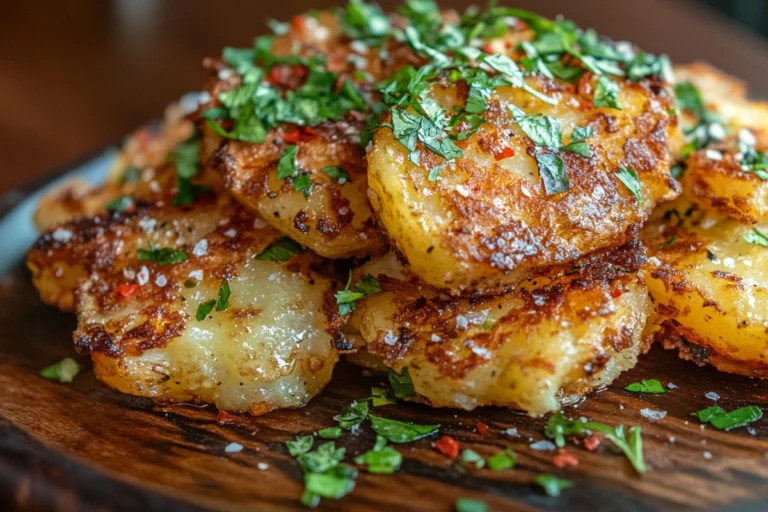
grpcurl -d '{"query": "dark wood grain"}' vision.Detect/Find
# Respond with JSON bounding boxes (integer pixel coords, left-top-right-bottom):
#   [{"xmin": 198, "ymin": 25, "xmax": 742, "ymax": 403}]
[{"xmin": 0, "ymin": 211, "xmax": 766, "ymax": 511}]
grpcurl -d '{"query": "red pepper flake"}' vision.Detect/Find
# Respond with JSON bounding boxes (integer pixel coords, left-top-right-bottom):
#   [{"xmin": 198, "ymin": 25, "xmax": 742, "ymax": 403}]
[
  {"xmin": 482, "ymin": 43, "xmax": 495, "ymax": 54},
  {"xmin": 115, "ymin": 283, "xmax": 139, "ymax": 299},
  {"xmin": 476, "ymin": 422, "xmax": 489, "ymax": 435},
  {"xmin": 217, "ymin": 410, "xmax": 241, "ymax": 425},
  {"xmin": 434, "ymin": 436, "xmax": 460, "ymax": 460},
  {"xmin": 584, "ymin": 435, "xmax": 600, "ymax": 452},
  {"xmin": 495, "ymin": 147, "xmax": 516, "ymax": 160},
  {"xmin": 552, "ymin": 449, "xmax": 579, "ymax": 468},
  {"xmin": 282, "ymin": 126, "xmax": 318, "ymax": 144},
  {"xmin": 578, "ymin": 71, "xmax": 594, "ymax": 97},
  {"xmin": 610, "ymin": 288, "xmax": 622, "ymax": 299},
  {"xmin": 290, "ymin": 15, "xmax": 306, "ymax": 32}
]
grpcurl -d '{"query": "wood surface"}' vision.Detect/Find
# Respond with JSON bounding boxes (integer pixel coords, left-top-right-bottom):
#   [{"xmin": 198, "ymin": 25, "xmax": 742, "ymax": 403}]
[{"xmin": 2, "ymin": 1, "xmax": 768, "ymax": 511}]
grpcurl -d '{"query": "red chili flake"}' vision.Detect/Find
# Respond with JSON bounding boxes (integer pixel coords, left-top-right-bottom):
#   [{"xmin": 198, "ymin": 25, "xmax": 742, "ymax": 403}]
[
  {"xmin": 434, "ymin": 436, "xmax": 460, "ymax": 460},
  {"xmin": 482, "ymin": 43, "xmax": 495, "ymax": 54},
  {"xmin": 115, "ymin": 283, "xmax": 139, "ymax": 299},
  {"xmin": 495, "ymin": 147, "xmax": 516, "ymax": 160},
  {"xmin": 578, "ymin": 71, "xmax": 594, "ymax": 97},
  {"xmin": 290, "ymin": 15, "xmax": 306, "ymax": 32},
  {"xmin": 282, "ymin": 126, "xmax": 318, "ymax": 144},
  {"xmin": 552, "ymin": 450, "xmax": 579, "ymax": 468},
  {"xmin": 610, "ymin": 288, "xmax": 623, "ymax": 299},
  {"xmin": 584, "ymin": 435, "xmax": 601, "ymax": 452},
  {"xmin": 217, "ymin": 410, "xmax": 241, "ymax": 425},
  {"xmin": 476, "ymin": 422, "xmax": 489, "ymax": 435}
]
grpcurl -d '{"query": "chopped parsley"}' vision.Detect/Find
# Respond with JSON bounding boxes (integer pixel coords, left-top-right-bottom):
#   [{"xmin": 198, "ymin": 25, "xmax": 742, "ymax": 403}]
[
  {"xmin": 335, "ymin": 273, "xmax": 383, "ymax": 315},
  {"xmin": 255, "ymin": 236, "xmax": 304, "ymax": 261},
  {"xmin": 509, "ymin": 105, "xmax": 562, "ymax": 149},
  {"xmin": 292, "ymin": 441, "xmax": 357, "ymax": 507},
  {"xmin": 286, "ymin": 435, "xmax": 314, "ymax": 456},
  {"xmin": 170, "ymin": 135, "xmax": 203, "ymax": 206},
  {"xmin": 625, "ymin": 379, "xmax": 667, "ymax": 394},
  {"xmin": 368, "ymin": 414, "xmax": 439, "ymax": 443},
  {"xmin": 297, "ymin": 441, "xmax": 346, "ymax": 474},
  {"xmin": 137, "ymin": 247, "xmax": 188, "ymax": 266},
  {"xmin": 675, "ymin": 81, "xmax": 725, "ymax": 159},
  {"xmin": 536, "ymin": 474, "xmax": 573, "ymax": 497},
  {"xmin": 692, "ymin": 405, "xmax": 763, "ymax": 430},
  {"xmin": 335, "ymin": 400, "xmax": 369, "ymax": 429},
  {"xmin": 371, "ymin": 386, "xmax": 396, "ymax": 406},
  {"xmin": 195, "ymin": 279, "xmax": 231, "ymax": 321},
  {"xmin": 616, "ymin": 166, "xmax": 643, "ymax": 205},
  {"xmin": 118, "ymin": 165, "xmax": 141, "ymax": 186},
  {"xmin": 545, "ymin": 412, "xmax": 645, "ymax": 473},
  {"xmin": 564, "ymin": 125, "xmax": 594, "ymax": 156},
  {"xmin": 354, "ymin": 438, "xmax": 402, "ymax": 473},
  {"xmin": 387, "ymin": 367, "xmax": 415, "ymax": 399},
  {"xmin": 743, "ymin": 228, "xmax": 768, "ymax": 247},
  {"xmin": 40, "ymin": 358, "xmax": 82, "ymax": 383},
  {"xmin": 487, "ymin": 448, "xmax": 516, "ymax": 470},
  {"xmin": 459, "ymin": 449, "xmax": 485, "ymax": 469},
  {"xmin": 318, "ymin": 427, "xmax": 343, "ymax": 439},
  {"xmin": 275, "ymin": 145, "xmax": 313, "ymax": 197},
  {"xmin": 105, "ymin": 196, "xmax": 135, "ymax": 213},
  {"xmin": 455, "ymin": 498, "xmax": 490, "ymax": 512},
  {"xmin": 323, "ymin": 165, "xmax": 349, "ymax": 184},
  {"xmin": 536, "ymin": 153, "xmax": 569, "ymax": 196},
  {"xmin": 593, "ymin": 75, "xmax": 621, "ymax": 109}
]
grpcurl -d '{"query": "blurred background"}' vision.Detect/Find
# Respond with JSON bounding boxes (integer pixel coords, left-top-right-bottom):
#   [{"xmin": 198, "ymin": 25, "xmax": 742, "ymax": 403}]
[{"xmin": 2, "ymin": 0, "xmax": 768, "ymax": 193}]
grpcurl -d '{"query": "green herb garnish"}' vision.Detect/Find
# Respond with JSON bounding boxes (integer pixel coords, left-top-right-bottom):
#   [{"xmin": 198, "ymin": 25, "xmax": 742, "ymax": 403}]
[
  {"xmin": 535, "ymin": 153, "xmax": 569, "ymax": 196},
  {"xmin": 137, "ymin": 247, "xmax": 188, "ymax": 266},
  {"xmin": 40, "ymin": 358, "xmax": 82, "ymax": 383},
  {"xmin": 593, "ymin": 75, "xmax": 621, "ymax": 109},
  {"xmin": 323, "ymin": 166, "xmax": 349, "ymax": 184},
  {"xmin": 255, "ymin": 236, "xmax": 304, "ymax": 261},
  {"xmin": 536, "ymin": 474, "xmax": 573, "ymax": 497},
  {"xmin": 105, "ymin": 196, "xmax": 135, "ymax": 212},
  {"xmin": 368, "ymin": 414, "xmax": 439, "ymax": 444},
  {"xmin": 286, "ymin": 435, "xmax": 314, "ymax": 456},
  {"xmin": 354, "ymin": 439, "xmax": 402, "ymax": 474},
  {"xmin": 692, "ymin": 405, "xmax": 763, "ymax": 430},
  {"xmin": 460, "ymin": 449, "xmax": 485, "ymax": 469},
  {"xmin": 371, "ymin": 386, "xmax": 396, "ymax": 406},
  {"xmin": 335, "ymin": 400, "xmax": 369, "ymax": 430},
  {"xmin": 335, "ymin": 273, "xmax": 383, "ymax": 315},
  {"xmin": 318, "ymin": 427, "xmax": 343, "ymax": 439},
  {"xmin": 387, "ymin": 367, "xmax": 415, "ymax": 400},
  {"xmin": 455, "ymin": 497, "xmax": 490, "ymax": 512},
  {"xmin": 616, "ymin": 166, "xmax": 643, "ymax": 205},
  {"xmin": 195, "ymin": 279, "xmax": 231, "ymax": 321},
  {"xmin": 744, "ymin": 228, "xmax": 768, "ymax": 247},
  {"xmin": 487, "ymin": 448, "xmax": 516, "ymax": 470},
  {"xmin": 625, "ymin": 379, "xmax": 667, "ymax": 394}
]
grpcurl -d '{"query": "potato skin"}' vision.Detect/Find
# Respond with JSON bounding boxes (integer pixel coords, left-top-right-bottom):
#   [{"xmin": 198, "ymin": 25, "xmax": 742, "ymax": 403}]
[
  {"xmin": 642, "ymin": 197, "xmax": 768, "ymax": 378},
  {"xmin": 30, "ymin": 195, "xmax": 340, "ymax": 414},
  {"xmin": 368, "ymin": 69, "xmax": 679, "ymax": 294},
  {"xmin": 346, "ymin": 242, "xmax": 652, "ymax": 416}
]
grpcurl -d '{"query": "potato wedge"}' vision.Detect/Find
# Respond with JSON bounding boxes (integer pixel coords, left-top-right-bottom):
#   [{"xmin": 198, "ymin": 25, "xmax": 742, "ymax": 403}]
[
  {"xmin": 345, "ymin": 242, "xmax": 652, "ymax": 416},
  {"xmin": 642, "ymin": 197, "xmax": 768, "ymax": 377}
]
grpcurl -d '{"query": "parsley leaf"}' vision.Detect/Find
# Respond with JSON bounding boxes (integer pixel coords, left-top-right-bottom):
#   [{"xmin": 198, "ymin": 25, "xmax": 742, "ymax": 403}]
[
  {"xmin": 545, "ymin": 412, "xmax": 645, "ymax": 473},
  {"xmin": 335, "ymin": 400, "xmax": 369, "ymax": 430},
  {"xmin": 323, "ymin": 166, "xmax": 349, "ymax": 184},
  {"xmin": 675, "ymin": 82, "xmax": 706, "ymax": 118},
  {"xmin": 535, "ymin": 153, "xmax": 570, "ymax": 196},
  {"xmin": 354, "ymin": 438, "xmax": 402, "ymax": 474},
  {"xmin": 625, "ymin": 379, "xmax": 666, "ymax": 394},
  {"xmin": 255, "ymin": 236, "xmax": 304, "ymax": 261},
  {"xmin": 593, "ymin": 75, "xmax": 621, "ymax": 109},
  {"xmin": 195, "ymin": 280, "xmax": 231, "ymax": 321},
  {"xmin": 460, "ymin": 449, "xmax": 485, "ymax": 469},
  {"xmin": 318, "ymin": 427, "xmax": 342, "ymax": 439},
  {"xmin": 536, "ymin": 474, "xmax": 573, "ymax": 497},
  {"xmin": 303, "ymin": 464, "xmax": 357, "ymax": 502},
  {"xmin": 368, "ymin": 414, "xmax": 439, "ymax": 443},
  {"xmin": 40, "ymin": 358, "xmax": 82, "ymax": 383},
  {"xmin": 487, "ymin": 448, "xmax": 516, "ymax": 471},
  {"xmin": 277, "ymin": 145, "xmax": 299, "ymax": 180},
  {"xmin": 105, "ymin": 196, "xmax": 135, "ymax": 213},
  {"xmin": 118, "ymin": 165, "xmax": 141, "ymax": 186},
  {"xmin": 341, "ymin": 0, "xmax": 391, "ymax": 45},
  {"xmin": 509, "ymin": 105, "xmax": 562, "ymax": 149},
  {"xmin": 286, "ymin": 435, "xmax": 314, "ymax": 456},
  {"xmin": 692, "ymin": 406, "xmax": 727, "ymax": 423},
  {"xmin": 693, "ymin": 405, "xmax": 763, "ymax": 430},
  {"xmin": 137, "ymin": 247, "xmax": 188, "ymax": 266},
  {"xmin": 744, "ymin": 228, "xmax": 768, "ymax": 247},
  {"xmin": 297, "ymin": 441, "xmax": 346, "ymax": 474},
  {"xmin": 617, "ymin": 166, "xmax": 643, "ymax": 205},
  {"xmin": 371, "ymin": 386, "xmax": 396, "ymax": 406},
  {"xmin": 387, "ymin": 367, "xmax": 415, "ymax": 399},
  {"xmin": 335, "ymin": 273, "xmax": 383, "ymax": 315},
  {"xmin": 455, "ymin": 498, "xmax": 490, "ymax": 512}
]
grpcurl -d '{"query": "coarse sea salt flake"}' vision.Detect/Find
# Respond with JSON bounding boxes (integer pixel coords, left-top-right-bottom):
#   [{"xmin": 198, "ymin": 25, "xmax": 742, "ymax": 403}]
[
  {"xmin": 225, "ymin": 442, "xmax": 243, "ymax": 453},
  {"xmin": 52, "ymin": 228, "xmax": 73, "ymax": 243},
  {"xmin": 193, "ymin": 239, "xmax": 208, "ymax": 257},
  {"xmin": 640, "ymin": 408, "xmax": 667, "ymax": 422},
  {"xmin": 705, "ymin": 391, "xmax": 720, "ymax": 401}
]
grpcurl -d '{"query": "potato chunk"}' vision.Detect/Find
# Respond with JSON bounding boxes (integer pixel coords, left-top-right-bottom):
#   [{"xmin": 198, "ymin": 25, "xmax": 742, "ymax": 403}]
[
  {"xmin": 345, "ymin": 242, "xmax": 652, "ymax": 416},
  {"xmin": 29, "ymin": 196, "xmax": 339, "ymax": 413},
  {"xmin": 368, "ymin": 72, "xmax": 679, "ymax": 294},
  {"xmin": 642, "ymin": 197, "xmax": 768, "ymax": 377}
]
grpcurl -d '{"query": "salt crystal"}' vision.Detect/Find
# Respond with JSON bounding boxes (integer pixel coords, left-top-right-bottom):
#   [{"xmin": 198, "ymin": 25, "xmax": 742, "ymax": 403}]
[
  {"xmin": 704, "ymin": 149, "xmax": 722, "ymax": 161},
  {"xmin": 193, "ymin": 239, "xmax": 208, "ymax": 257},
  {"xmin": 225, "ymin": 442, "xmax": 243, "ymax": 453},
  {"xmin": 253, "ymin": 218, "xmax": 268, "ymax": 229},
  {"xmin": 529, "ymin": 440, "xmax": 556, "ymax": 451},
  {"xmin": 52, "ymin": 228, "xmax": 73, "ymax": 243},
  {"xmin": 137, "ymin": 266, "xmax": 150, "ymax": 286},
  {"xmin": 455, "ymin": 315, "xmax": 468, "ymax": 330},
  {"xmin": 188, "ymin": 269, "xmax": 203, "ymax": 281},
  {"xmin": 505, "ymin": 428, "xmax": 518, "ymax": 436},
  {"xmin": 667, "ymin": 382, "xmax": 677, "ymax": 389},
  {"xmin": 138, "ymin": 218, "xmax": 157, "ymax": 232},
  {"xmin": 431, "ymin": 334, "xmax": 441, "ymax": 342},
  {"xmin": 257, "ymin": 462, "xmax": 269, "ymax": 470},
  {"xmin": 640, "ymin": 408, "xmax": 667, "ymax": 422},
  {"xmin": 224, "ymin": 229, "xmax": 237, "ymax": 238},
  {"xmin": 703, "ymin": 451, "xmax": 712, "ymax": 460},
  {"xmin": 705, "ymin": 391, "xmax": 720, "ymax": 401},
  {"xmin": 383, "ymin": 331, "xmax": 398, "ymax": 345},
  {"xmin": 155, "ymin": 274, "xmax": 167, "ymax": 287}
]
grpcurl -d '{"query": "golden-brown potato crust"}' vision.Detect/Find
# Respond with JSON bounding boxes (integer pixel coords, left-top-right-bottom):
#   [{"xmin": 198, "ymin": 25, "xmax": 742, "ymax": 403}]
[{"xmin": 369, "ymin": 61, "xmax": 680, "ymax": 294}]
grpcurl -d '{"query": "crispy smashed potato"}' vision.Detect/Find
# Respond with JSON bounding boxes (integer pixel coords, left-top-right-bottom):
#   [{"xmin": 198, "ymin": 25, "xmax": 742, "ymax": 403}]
[
  {"xmin": 642, "ymin": 197, "xmax": 768, "ymax": 377},
  {"xmin": 29, "ymin": 196, "xmax": 339, "ymax": 413},
  {"xmin": 345, "ymin": 242, "xmax": 652, "ymax": 416},
  {"xmin": 369, "ymin": 65, "xmax": 680, "ymax": 294}
]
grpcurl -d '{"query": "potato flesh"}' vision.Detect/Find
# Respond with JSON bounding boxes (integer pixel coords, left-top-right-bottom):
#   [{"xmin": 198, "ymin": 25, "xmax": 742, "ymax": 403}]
[
  {"xmin": 368, "ymin": 73, "xmax": 678, "ymax": 294},
  {"xmin": 30, "ymin": 196, "xmax": 338, "ymax": 414},
  {"xmin": 347, "ymin": 245, "xmax": 651, "ymax": 416},
  {"xmin": 642, "ymin": 197, "xmax": 768, "ymax": 377}
]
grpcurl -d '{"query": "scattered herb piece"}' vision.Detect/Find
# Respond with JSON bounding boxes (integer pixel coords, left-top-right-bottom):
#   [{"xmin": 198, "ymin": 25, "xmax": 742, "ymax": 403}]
[
  {"xmin": 460, "ymin": 449, "xmax": 485, "ymax": 469},
  {"xmin": 335, "ymin": 401, "xmax": 369, "ymax": 430},
  {"xmin": 535, "ymin": 153, "xmax": 569, "ymax": 196},
  {"xmin": 371, "ymin": 386, "xmax": 396, "ymax": 406},
  {"xmin": 658, "ymin": 236, "xmax": 677, "ymax": 250},
  {"xmin": 40, "ymin": 358, "xmax": 82, "ymax": 383},
  {"xmin": 388, "ymin": 367, "xmax": 415, "ymax": 399},
  {"xmin": 545, "ymin": 412, "xmax": 645, "ymax": 473},
  {"xmin": 616, "ymin": 166, "xmax": 643, "ymax": 205},
  {"xmin": 137, "ymin": 247, "xmax": 188, "ymax": 266},
  {"xmin": 335, "ymin": 273, "xmax": 383, "ymax": 315},
  {"xmin": 509, "ymin": 105, "xmax": 562, "ymax": 149},
  {"xmin": 482, "ymin": 318, "xmax": 496, "ymax": 331},
  {"xmin": 255, "ymin": 236, "xmax": 304, "ymax": 261},
  {"xmin": 369, "ymin": 414, "xmax": 439, "ymax": 443},
  {"xmin": 625, "ymin": 379, "xmax": 667, "ymax": 394},
  {"xmin": 105, "ymin": 196, "xmax": 135, "ymax": 213},
  {"xmin": 195, "ymin": 279, "xmax": 231, "ymax": 321},
  {"xmin": 693, "ymin": 405, "xmax": 763, "ymax": 430},
  {"xmin": 286, "ymin": 435, "xmax": 315, "ymax": 456},
  {"xmin": 354, "ymin": 438, "xmax": 402, "ymax": 474},
  {"xmin": 536, "ymin": 474, "xmax": 573, "ymax": 497},
  {"xmin": 118, "ymin": 165, "xmax": 141, "ymax": 186},
  {"xmin": 744, "ymin": 228, "xmax": 768, "ymax": 247},
  {"xmin": 323, "ymin": 165, "xmax": 350, "ymax": 184},
  {"xmin": 297, "ymin": 441, "xmax": 346, "ymax": 474},
  {"xmin": 487, "ymin": 448, "xmax": 516, "ymax": 470},
  {"xmin": 692, "ymin": 406, "xmax": 726, "ymax": 423},
  {"xmin": 318, "ymin": 427, "xmax": 343, "ymax": 439},
  {"xmin": 593, "ymin": 75, "xmax": 621, "ymax": 109},
  {"xmin": 303, "ymin": 463, "xmax": 357, "ymax": 502},
  {"xmin": 455, "ymin": 497, "xmax": 490, "ymax": 512}
]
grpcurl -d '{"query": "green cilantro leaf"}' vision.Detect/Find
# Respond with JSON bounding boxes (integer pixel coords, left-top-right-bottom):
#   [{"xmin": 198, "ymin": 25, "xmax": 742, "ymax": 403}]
[
  {"xmin": 335, "ymin": 400, "xmax": 369, "ymax": 430},
  {"xmin": 137, "ymin": 247, "xmax": 188, "ymax": 266},
  {"xmin": 535, "ymin": 153, "xmax": 570, "ymax": 196},
  {"xmin": 387, "ymin": 367, "xmax": 415, "ymax": 399},
  {"xmin": 659, "ymin": 236, "xmax": 677, "ymax": 250},
  {"xmin": 545, "ymin": 412, "xmax": 645, "ymax": 473},
  {"xmin": 594, "ymin": 75, "xmax": 621, "ymax": 109},
  {"xmin": 40, "ymin": 358, "xmax": 82, "ymax": 383},
  {"xmin": 692, "ymin": 406, "xmax": 727, "ymax": 423},
  {"xmin": 303, "ymin": 464, "xmax": 357, "ymax": 501},
  {"xmin": 617, "ymin": 166, "xmax": 643, "ymax": 205},
  {"xmin": 297, "ymin": 441, "xmax": 346, "ymax": 474},
  {"xmin": 255, "ymin": 236, "xmax": 304, "ymax": 261},
  {"xmin": 624, "ymin": 379, "xmax": 667, "ymax": 394},
  {"xmin": 292, "ymin": 173, "xmax": 313, "ymax": 198},
  {"xmin": 368, "ymin": 414, "xmax": 439, "ymax": 443},
  {"xmin": 675, "ymin": 82, "xmax": 706, "ymax": 118},
  {"xmin": 744, "ymin": 228, "xmax": 768, "ymax": 247},
  {"xmin": 536, "ymin": 474, "xmax": 573, "ymax": 497}
]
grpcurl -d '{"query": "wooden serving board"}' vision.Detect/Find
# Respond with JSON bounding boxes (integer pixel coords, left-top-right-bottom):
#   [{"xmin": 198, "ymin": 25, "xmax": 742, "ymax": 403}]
[{"xmin": 0, "ymin": 154, "xmax": 766, "ymax": 512}]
